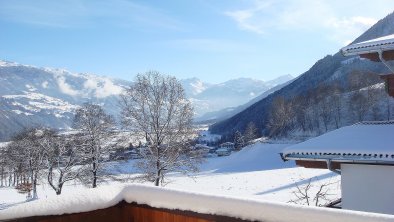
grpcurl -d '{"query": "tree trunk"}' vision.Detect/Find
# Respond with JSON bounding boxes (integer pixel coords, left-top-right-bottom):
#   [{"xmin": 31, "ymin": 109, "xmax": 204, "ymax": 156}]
[
  {"xmin": 154, "ymin": 169, "xmax": 161, "ymax": 186},
  {"xmin": 32, "ymin": 171, "xmax": 38, "ymax": 199},
  {"xmin": 93, "ymin": 172, "xmax": 97, "ymax": 188},
  {"xmin": 92, "ymin": 152, "xmax": 97, "ymax": 188},
  {"xmin": 56, "ymin": 184, "xmax": 63, "ymax": 195},
  {"xmin": 1, "ymin": 166, "xmax": 3, "ymax": 187},
  {"xmin": 154, "ymin": 177, "xmax": 160, "ymax": 186},
  {"xmin": 92, "ymin": 163, "xmax": 97, "ymax": 188}
]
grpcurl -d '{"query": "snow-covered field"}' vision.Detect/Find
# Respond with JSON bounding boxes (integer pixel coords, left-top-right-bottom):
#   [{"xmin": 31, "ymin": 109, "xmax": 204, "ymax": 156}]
[{"xmin": 0, "ymin": 142, "xmax": 340, "ymax": 211}]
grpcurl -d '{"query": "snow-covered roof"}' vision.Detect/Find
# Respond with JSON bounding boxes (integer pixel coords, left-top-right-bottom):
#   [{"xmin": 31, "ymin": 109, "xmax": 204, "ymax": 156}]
[
  {"xmin": 282, "ymin": 121, "xmax": 394, "ymax": 164},
  {"xmin": 0, "ymin": 142, "xmax": 10, "ymax": 148},
  {"xmin": 220, "ymin": 142, "xmax": 234, "ymax": 145},
  {"xmin": 216, "ymin": 148, "xmax": 230, "ymax": 152},
  {"xmin": 1, "ymin": 184, "xmax": 394, "ymax": 222},
  {"xmin": 341, "ymin": 34, "xmax": 394, "ymax": 56}
]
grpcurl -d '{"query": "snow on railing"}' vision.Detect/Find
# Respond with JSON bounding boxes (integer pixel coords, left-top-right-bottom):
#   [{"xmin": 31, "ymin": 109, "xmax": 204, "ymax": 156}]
[{"xmin": 1, "ymin": 184, "xmax": 394, "ymax": 222}]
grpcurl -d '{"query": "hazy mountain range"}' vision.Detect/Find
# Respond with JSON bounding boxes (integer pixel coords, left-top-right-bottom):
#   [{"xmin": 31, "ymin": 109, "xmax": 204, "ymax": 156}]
[
  {"xmin": 0, "ymin": 60, "xmax": 292, "ymax": 141},
  {"xmin": 181, "ymin": 75, "xmax": 293, "ymax": 119}
]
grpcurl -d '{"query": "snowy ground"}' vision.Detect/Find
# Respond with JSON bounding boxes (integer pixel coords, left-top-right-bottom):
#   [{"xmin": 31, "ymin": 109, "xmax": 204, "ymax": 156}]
[{"xmin": 0, "ymin": 142, "xmax": 340, "ymax": 211}]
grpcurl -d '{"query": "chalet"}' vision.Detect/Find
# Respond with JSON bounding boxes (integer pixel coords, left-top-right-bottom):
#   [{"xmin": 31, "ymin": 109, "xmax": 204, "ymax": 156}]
[
  {"xmin": 194, "ymin": 144, "xmax": 213, "ymax": 157},
  {"xmin": 216, "ymin": 147, "xmax": 231, "ymax": 156},
  {"xmin": 219, "ymin": 142, "xmax": 235, "ymax": 151},
  {"xmin": 281, "ymin": 121, "xmax": 394, "ymax": 214},
  {"xmin": 341, "ymin": 34, "xmax": 394, "ymax": 97}
]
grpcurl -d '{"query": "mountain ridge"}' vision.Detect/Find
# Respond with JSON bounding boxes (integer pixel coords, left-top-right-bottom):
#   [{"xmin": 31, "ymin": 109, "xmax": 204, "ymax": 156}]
[
  {"xmin": 0, "ymin": 61, "xmax": 291, "ymax": 141},
  {"xmin": 209, "ymin": 11, "xmax": 394, "ymax": 137}
]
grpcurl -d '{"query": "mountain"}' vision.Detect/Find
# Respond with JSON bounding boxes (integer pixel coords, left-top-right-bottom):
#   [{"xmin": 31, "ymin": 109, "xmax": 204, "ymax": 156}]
[
  {"xmin": 181, "ymin": 78, "xmax": 211, "ymax": 96},
  {"xmin": 209, "ymin": 11, "xmax": 394, "ymax": 137},
  {"xmin": 0, "ymin": 61, "xmax": 130, "ymax": 141},
  {"xmin": 183, "ymin": 75, "xmax": 293, "ymax": 119},
  {"xmin": 0, "ymin": 61, "xmax": 291, "ymax": 141},
  {"xmin": 195, "ymin": 78, "xmax": 294, "ymax": 123}
]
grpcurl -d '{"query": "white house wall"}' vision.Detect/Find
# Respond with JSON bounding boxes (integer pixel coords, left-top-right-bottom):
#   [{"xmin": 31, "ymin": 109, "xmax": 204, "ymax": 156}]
[{"xmin": 342, "ymin": 164, "xmax": 394, "ymax": 214}]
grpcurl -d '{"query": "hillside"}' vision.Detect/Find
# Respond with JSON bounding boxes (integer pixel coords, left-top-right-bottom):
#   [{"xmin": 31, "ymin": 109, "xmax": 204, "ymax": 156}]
[
  {"xmin": 0, "ymin": 61, "xmax": 290, "ymax": 141},
  {"xmin": 209, "ymin": 11, "xmax": 394, "ymax": 137},
  {"xmin": 0, "ymin": 62, "xmax": 129, "ymax": 141}
]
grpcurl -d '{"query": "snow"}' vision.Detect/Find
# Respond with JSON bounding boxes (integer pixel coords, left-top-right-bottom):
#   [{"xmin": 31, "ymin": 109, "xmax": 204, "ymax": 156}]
[
  {"xmin": 0, "ymin": 60, "xmax": 19, "ymax": 67},
  {"xmin": 1, "ymin": 142, "xmax": 390, "ymax": 221},
  {"xmin": 25, "ymin": 84, "xmax": 37, "ymax": 92},
  {"xmin": 11, "ymin": 110, "xmax": 32, "ymax": 115},
  {"xmin": 203, "ymin": 143, "xmax": 294, "ymax": 173},
  {"xmin": 0, "ymin": 142, "xmax": 10, "ymax": 148},
  {"xmin": 357, "ymin": 34, "xmax": 394, "ymax": 45},
  {"xmin": 1, "ymin": 184, "xmax": 393, "ymax": 222},
  {"xmin": 341, "ymin": 33, "xmax": 394, "ymax": 56},
  {"xmin": 283, "ymin": 122, "xmax": 394, "ymax": 160},
  {"xmin": 3, "ymin": 92, "xmax": 79, "ymax": 113}
]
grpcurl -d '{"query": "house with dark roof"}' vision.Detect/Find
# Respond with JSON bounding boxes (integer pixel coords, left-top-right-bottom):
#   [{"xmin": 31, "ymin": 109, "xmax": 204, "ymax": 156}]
[{"xmin": 281, "ymin": 121, "xmax": 394, "ymax": 214}]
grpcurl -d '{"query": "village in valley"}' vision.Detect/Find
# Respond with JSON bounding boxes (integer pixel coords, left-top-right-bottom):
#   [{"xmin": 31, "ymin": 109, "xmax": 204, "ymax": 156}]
[{"xmin": 1, "ymin": 1, "xmax": 394, "ymax": 222}]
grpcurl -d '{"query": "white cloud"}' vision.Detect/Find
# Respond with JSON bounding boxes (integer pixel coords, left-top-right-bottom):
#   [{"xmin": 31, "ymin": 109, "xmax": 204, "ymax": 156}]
[
  {"xmin": 42, "ymin": 81, "xmax": 49, "ymax": 88},
  {"xmin": 83, "ymin": 78, "xmax": 98, "ymax": 90},
  {"xmin": 56, "ymin": 76, "xmax": 80, "ymax": 96},
  {"xmin": 83, "ymin": 78, "xmax": 123, "ymax": 98},
  {"xmin": 95, "ymin": 79, "xmax": 123, "ymax": 98},
  {"xmin": 224, "ymin": 0, "xmax": 394, "ymax": 45},
  {"xmin": 325, "ymin": 16, "xmax": 378, "ymax": 45}
]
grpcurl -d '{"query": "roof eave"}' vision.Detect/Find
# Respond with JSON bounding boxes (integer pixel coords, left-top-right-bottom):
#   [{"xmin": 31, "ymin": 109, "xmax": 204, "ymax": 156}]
[
  {"xmin": 341, "ymin": 43, "xmax": 394, "ymax": 56},
  {"xmin": 284, "ymin": 155, "xmax": 394, "ymax": 166},
  {"xmin": 341, "ymin": 45, "xmax": 394, "ymax": 57}
]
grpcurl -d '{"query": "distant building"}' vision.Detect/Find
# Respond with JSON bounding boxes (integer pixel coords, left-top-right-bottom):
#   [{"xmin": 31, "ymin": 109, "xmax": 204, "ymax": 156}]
[
  {"xmin": 194, "ymin": 144, "xmax": 213, "ymax": 157},
  {"xmin": 216, "ymin": 148, "xmax": 231, "ymax": 156},
  {"xmin": 281, "ymin": 121, "xmax": 394, "ymax": 214},
  {"xmin": 219, "ymin": 142, "xmax": 235, "ymax": 151}
]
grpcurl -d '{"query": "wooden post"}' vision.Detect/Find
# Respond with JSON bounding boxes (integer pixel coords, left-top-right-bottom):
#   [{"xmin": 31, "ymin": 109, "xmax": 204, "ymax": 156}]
[{"xmin": 380, "ymin": 74, "xmax": 394, "ymax": 97}]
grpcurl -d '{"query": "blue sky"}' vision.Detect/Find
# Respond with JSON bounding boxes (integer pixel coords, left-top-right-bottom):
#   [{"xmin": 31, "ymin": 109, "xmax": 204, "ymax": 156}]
[{"xmin": 1, "ymin": 0, "xmax": 394, "ymax": 83}]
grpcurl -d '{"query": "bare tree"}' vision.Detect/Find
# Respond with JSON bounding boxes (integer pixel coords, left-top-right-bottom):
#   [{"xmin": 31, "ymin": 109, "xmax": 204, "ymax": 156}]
[
  {"xmin": 0, "ymin": 147, "xmax": 6, "ymax": 187},
  {"xmin": 349, "ymin": 92, "xmax": 369, "ymax": 122},
  {"xmin": 234, "ymin": 130, "xmax": 245, "ymax": 150},
  {"xmin": 244, "ymin": 122, "xmax": 258, "ymax": 144},
  {"xmin": 120, "ymin": 71, "xmax": 201, "ymax": 186},
  {"xmin": 318, "ymin": 97, "xmax": 333, "ymax": 132},
  {"xmin": 267, "ymin": 96, "xmax": 294, "ymax": 137},
  {"xmin": 8, "ymin": 128, "xmax": 47, "ymax": 199},
  {"xmin": 330, "ymin": 93, "xmax": 342, "ymax": 129},
  {"xmin": 73, "ymin": 103, "xmax": 115, "ymax": 188},
  {"xmin": 288, "ymin": 177, "xmax": 339, "ymax": 207},
  {"xmin": 42, "ymin": 133, "xmax": 82, "ymax": 195},
  {"xmin": 293, "ymin": 95, "xmax": 310, "ymax": 132}
]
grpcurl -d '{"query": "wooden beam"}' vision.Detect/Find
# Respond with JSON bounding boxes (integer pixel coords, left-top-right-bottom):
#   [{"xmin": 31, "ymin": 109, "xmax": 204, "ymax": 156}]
[
  {"xmin": 9, "ymin": 201, "xmax": 253, "ymax": 222},
  {"xmin": 295, "ymin": 160, "xmax": 341, "ymax": 170},
  {"xmin": 360, "ymin": 50, "xmax": 394, "ymax": 62},
  {"xmin": 380, "ymin": 74, "xmax": 394, "ymax": 97}
]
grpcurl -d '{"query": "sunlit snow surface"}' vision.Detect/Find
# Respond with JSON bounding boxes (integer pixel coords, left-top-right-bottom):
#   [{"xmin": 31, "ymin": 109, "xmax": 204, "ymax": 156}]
[{"xmin": 0, "ymin": 143, "xmax": 343, "ymax": 219}]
